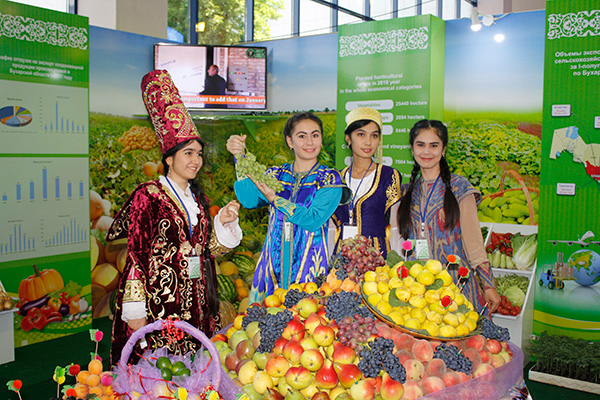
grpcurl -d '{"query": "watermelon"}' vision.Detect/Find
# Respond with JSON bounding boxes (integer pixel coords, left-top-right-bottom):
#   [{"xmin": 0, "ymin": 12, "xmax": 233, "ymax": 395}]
[
  {"xmin": 241, "ymin": 235, "xmax": 262, "ymax": 251},
  {"xmin": 243, "ymin": 272, "xmax": 255, "ymax": 288},
  {"xmin": 231, "ymin": 253, "xmax": 256, "ymax": 276},
  {"xmin": 216, "ymin": 274, "xmax": 237, "ymax": 303}
]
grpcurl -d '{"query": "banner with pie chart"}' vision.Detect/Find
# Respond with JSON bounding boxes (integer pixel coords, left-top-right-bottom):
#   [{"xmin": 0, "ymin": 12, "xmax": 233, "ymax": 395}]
[{"xmin": 0, "ymin": 0, "xmax": 91, "ymax": 348}]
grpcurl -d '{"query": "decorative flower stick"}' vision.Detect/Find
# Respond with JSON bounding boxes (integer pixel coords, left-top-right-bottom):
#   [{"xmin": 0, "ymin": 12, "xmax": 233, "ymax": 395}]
[
  {"xmin": 53, "ymin": 366, "xmax": 67, "ymax": 399},
  {"xmin": 445, "ymin": 254, "xmax": 460, "ymax": 269},
  {"xmin": 479, "ymin": 302, "xmax": 489, "ymax": 316},
  {"xmin": 90, "ymin": 329, "xmax": 104, "ymax": 360},
  {"xmin": 402, "ymin": 240, "xmax": 413, "ymax": 262},
  {"xmin": 6, "ymin": 380, "xmax": 23, "ymax": 400}
]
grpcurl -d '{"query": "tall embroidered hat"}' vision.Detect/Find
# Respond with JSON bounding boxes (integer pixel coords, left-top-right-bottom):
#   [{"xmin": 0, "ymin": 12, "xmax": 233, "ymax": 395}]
[
  {"xmin": 345, "ymin": 107, "xmax": 383, "ymax": 163},
  {"xmin": 141, "ymin": 69, "xmax": 201, "ymax": 154}
]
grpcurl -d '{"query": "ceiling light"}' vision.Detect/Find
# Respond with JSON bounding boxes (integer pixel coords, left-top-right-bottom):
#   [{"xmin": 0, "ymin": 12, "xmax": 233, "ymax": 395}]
[
  {"xmin": 482, "ymin": 14, "xmax": 495, "ymax": 27},
  {"xmin": 494, "ymin": 34, "xmax": 505, "ymax": 42}
]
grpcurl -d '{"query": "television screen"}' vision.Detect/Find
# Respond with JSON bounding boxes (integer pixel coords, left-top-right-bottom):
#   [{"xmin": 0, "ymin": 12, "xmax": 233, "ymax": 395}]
[{"xmin": 154, "ymin": 43, "xmax": 267, "ymax": 111}]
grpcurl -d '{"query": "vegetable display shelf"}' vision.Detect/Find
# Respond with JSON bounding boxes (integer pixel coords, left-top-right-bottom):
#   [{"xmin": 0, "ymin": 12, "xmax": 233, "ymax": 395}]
[{"xmin": 482, "ymin": 222, "xmax": 537, "ymax": 366}]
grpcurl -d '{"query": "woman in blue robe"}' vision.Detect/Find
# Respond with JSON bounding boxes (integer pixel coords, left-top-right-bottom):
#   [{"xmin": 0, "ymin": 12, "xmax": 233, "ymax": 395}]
[{"xmin": 227, "ymin": 112, "xmax": 350, "ymax": 303}]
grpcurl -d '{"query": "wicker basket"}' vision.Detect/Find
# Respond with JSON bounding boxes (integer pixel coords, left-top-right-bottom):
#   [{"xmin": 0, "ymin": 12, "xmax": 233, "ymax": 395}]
[
  {"xmin": 111, "ymin": 319, "xmax": 241, "ymax": 399},
  {"xmin": 482, "ymin": 170, "xmax": 539, "ymax": 225}
]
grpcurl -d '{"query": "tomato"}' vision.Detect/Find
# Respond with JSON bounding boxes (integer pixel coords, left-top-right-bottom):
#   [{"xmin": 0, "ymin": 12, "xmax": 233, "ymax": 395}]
[
  {"xmin": 510, "ymin": 309, "xmax": 519, "ymax": 316},
  {"xmin": 499, "ymin": 308, "xmax": 510, "ymax": 315},
  {"xmin": 27, "ymin": 307, "xmax": 39, "ymax": 318},
  {"xmin": 20, "ymin": 316, "xmax": 34, "ymax": 331}
]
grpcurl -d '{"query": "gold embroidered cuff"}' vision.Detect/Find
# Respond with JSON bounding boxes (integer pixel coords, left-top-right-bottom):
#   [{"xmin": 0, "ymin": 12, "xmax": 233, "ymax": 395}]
[
  {"xmin": 209, "ymin": 227, "xmax": 232, "ymax": 256},
  {"xmin": 123, "ymin": 279, "xmax": 146, "ymax": 302}
]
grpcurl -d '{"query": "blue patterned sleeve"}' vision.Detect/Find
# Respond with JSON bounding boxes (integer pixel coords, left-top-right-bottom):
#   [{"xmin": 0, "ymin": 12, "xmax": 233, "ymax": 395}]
[
  {"xmin": 234, "ymin": 178, "xmax": 269, "ymax": 209},
  {"xmin": 272, "ymin": 186, "xmax": 343, "ymax": 232}
]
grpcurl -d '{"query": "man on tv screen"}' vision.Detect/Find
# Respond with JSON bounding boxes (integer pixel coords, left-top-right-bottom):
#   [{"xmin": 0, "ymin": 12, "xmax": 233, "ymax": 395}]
[{"xmin": 200, "ymin": 64, "xmax": 227, "ymax": 108}]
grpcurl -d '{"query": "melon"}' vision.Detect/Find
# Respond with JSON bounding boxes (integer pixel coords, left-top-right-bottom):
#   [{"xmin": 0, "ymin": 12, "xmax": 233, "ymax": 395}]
[
  {"xmin": 231, "ymin": 254, "xmax": 256, "ymax": 276},
  {"xmin": 219, "ymin": 261, "xmax": 238, "ymax": 276},
  {"xmin": 241, "ymin": 235, "xmax": 262, "ymax": 251},
  {"xmin": 91, "ymin": 263, "xmax": 120, "ymax": 293},
  {"xmin": 216, "ymin": 274, "xmax": 236, "ymax": 303},
  {"xmin": 219, "ymin": 300, "xmax": 237, "ymax": 327}
]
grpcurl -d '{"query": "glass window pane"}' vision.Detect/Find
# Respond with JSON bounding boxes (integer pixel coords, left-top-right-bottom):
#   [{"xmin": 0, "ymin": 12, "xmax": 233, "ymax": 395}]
[
  {"xmin": 258, "ymin": 0, "xmax": 291, "ymax": 40},
  {"xmin": 421, "ymin": 0, "xmax": 438, "ymax": 17},
  {"xmin": 338, "ymin": 0, "xmax": 364, "ymax": 27},
  {"xmin": 397, "ymin": 0, "xmax": 417, "ymax": 18},
  {"xmin": 442, "ymin": 0, "xmax": 457, "ymax": 20},
  {"xmin": 9, "ymin": 0, "xmax": 68, "ymax": 12},
  {"xmin": 300, "ymin": 0, "xmax": 332, "ymax": 36},
  {"xmin": 371, "ymin": 0, "xmax": 394, "ymax": 20},
  {"xmin": 460, "ymin": 1, "xmax": 473, "ymax": 19},
  {"xmin": 168, "ymin": 0, "xmax": 189, "ymax": 43}
]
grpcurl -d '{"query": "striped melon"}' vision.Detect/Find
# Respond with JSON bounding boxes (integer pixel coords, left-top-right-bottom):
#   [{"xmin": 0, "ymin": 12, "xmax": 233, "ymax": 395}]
[
  {"xmin": 216, "ymin": 274, "xmax": 237, "ymax": 303},
  {"xmin": 241, "ymin": 235, "xmax": 262, "ymax": 251},
  {"xmin": 243, "ymin": 272, "xmax": 255, "ymax": 288},
  {"xmin": 231, "ymin": 253, "xmax": 256, "ymax": 276}
]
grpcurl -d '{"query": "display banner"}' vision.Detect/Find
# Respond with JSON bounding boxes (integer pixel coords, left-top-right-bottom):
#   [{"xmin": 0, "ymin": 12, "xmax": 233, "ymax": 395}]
[
  {"xmin": 336, "ymin": 15, "xmax": 445, "ymax": 177},
  {"xmin": 0, "ymin": 0, "xmax": 91, "ymax": 347},
  {"xmin": 535, "ymin": 0, "xmax": 600, "ymax": 340}
]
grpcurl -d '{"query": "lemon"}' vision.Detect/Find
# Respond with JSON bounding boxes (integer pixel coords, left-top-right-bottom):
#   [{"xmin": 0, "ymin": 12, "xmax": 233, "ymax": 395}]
[
  {"xmin": 383, "ymin": 291, "xmax": 391, "ymax": 303},
  {"xmin": 436, "ymin": 270, "xmax": 453, "ymax": 287},
  {"xmin": 403, "ymin": 276, "xmax": 415, "ymax": 287},
  {"xmin": 409, "ymin": 263, "xmax": 424, "ymax": 278},
  {"xmin": 289, "ymin": 283, "xmax": 303, "ymax": 292},
  {"xmin": 395, "ymin": 288, "xmax": 411, "ymax": 303},
  {"xmin": 304, "ymin": 281, "xmax": 319, "ymax": 293},
  {"xmin": 404, "ymin": 318, "xmax": 421, "ymax": 330},
  {"xmin": 389, "ymin": 311, "xmax": 405, "ymax": 325},
  {"xmin": 392, "ymin": 261, "xmax": 405, "ymax": 270},
  {"xmin": 376, "ymin": 272, "xmax": 388, "ymax": 282},
  {"xmin": 465, "ymin": 317, "xmax": 478, "ymax": 331},
  {"xmin": 467, "ymin": 311, "xmax": 479, "ymax": 322},
  {"xmin": 455, "ymin": 312, "xmax": 467, "ymax": 324},
  {"xmin": 454, "ymin": 293, "xmax": 465, "ymax": 306},
  {"xmin": 377, "ymin": 281, "xmax": 390, "ymax": 294},
  {"xmin": 421, "ymin": 321, "xmax": 440, "ymax": 337},
  {"xmin": 456, "ymin": 323, "xmax": 470, "ymax": 337},
  {"xmin": 363, "ymin": 281, "xmax": 378, "ymax": 296},
  {"xmin": 409, "ymin": 282, "xmax": 426, "ymax": 296},
  {"xmin": 410, "ymin": 308, "xmax": 426, "ymax": 324},
  {"xmin": 440, "ymin": 289, "xmax": 455, "ymax": 300},
  {"xmin": 447, "ymin": 302, "xmax": 458, "ymax": 312},
  {"xmin": 426, "ymin": 310, "xmax": 442, "ymax": 325},
  {"xmin": 443, "ymin": 313, "xmax": 459, "ymax": 327},
  {"xmin": 364, "ymin": 271, "xmax": 377, "ymax": 282},
  {"xmin": 388, "ymin": 277, "xmax": 402, "ymax": 289},
  {"xmin": 409, "ymin": 295, "xmax": 427, "ymax": 309},
  {"xmin": 439, "ymin": 324, "xmax": 458, "ymax": 337},
  {"xmin": 388, "ymin": 267, "xmax": 399, "ymax": 279},
  {"xmin": 424, "ymin": 259, "xmax": 443, "ymax": 275},
  {"xmin": 424, "ymin": 289, "xmax": 441, "ymax": 304},
  {"xmin": 449, "ymin": 283, "xmax": 459, "ymax": 292},
  {"xmin": 376, "ymin": 300, "xmax": 392, "ymax": 316},
  {"xmin": 416, "ymin": 270, "xmax": 435, "ymax": 286},
  {"xmin": 465, "ymin": 301, "xmax": 475, "ymax": 312},
  {"xmin": 367, "ymin": 293, "xmax": 383, "ymax": 306},
  {"xmin": 430, "ymin": 302, "xmax": 448, "ymax": 315},
  {"xmin": 397, "ymin": 306, "xmax": 409, "ymax": 315}
]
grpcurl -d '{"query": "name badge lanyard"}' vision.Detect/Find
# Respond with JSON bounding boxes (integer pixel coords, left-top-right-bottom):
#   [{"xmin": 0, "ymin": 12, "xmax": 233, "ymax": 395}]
[
  {"xmin": 166, "ymin": 178, "xmax": 202, "ymax": 279},
  {"xmin": 419, "ymin": 175, "xmax": 441, "ymax": 239},
  {"xmin": 282, "ymin": 162, "xmax": 319, "ymax": 289},
  {"xmin": 347, "ymin": 159, "xmax": 373, "ymax": 226}
]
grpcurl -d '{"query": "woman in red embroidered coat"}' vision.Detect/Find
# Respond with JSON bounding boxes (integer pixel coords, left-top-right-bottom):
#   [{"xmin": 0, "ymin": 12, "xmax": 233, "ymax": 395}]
[{"xmin": 108, "ymin": 70, "xmax": 242, "ymax": 365}]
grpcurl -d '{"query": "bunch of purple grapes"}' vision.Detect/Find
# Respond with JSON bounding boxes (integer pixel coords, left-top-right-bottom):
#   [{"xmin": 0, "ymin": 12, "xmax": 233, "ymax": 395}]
[{"xmin": 337, "ymin": 235, "xmax": 386, "ymax": 282}]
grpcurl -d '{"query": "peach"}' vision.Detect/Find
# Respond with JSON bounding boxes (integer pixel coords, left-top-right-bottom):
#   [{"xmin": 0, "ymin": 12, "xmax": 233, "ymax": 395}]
[
  {"xmin": 472, "ymin": 363, "xmax": 495, "ymax": 379},
  {"xmin": 458, "ymin": 371, "xmax": 472, "ymax": 383},
  {"xmin": 491, "ymin": 354, "xmax": 505, "ymax": 368},
  {"xmin": 421, "ymin": 376, "xmax": 446, "ymax": 395},
  {"xmin": 403, "ymin": 359, "xmax": 425, "ymax": 381},
  {"xmin": 425, "ymin": 358, "xmax": 447, "ymax": 378},
  {"xmin": 394, "ymin": 350, "xmax": 413, "ymax": 365},
  {"xmin": 411, "ymin": 340, "xmax": 433, "ymax": 362},
  {"xmin": 375, "ymin": 323, "xmax": 392, "ymax": 339},
  {"xmin": 428, "ymin": 339, "xmax": 442, "ymax": 351},
  {"xmin": 464, "ymin": 335, "xmax": 487, "ymax": 352},
  {"xmin": 486, "ymin": 339, "xmax": 502, "ymax": 354},
  {"xmin": 393, "ymin": 333, "xmax": 415, "ymax": 352},
  {"xmin": 463, "ymin": 348, "xmax": 482, "ymax": 371},
  {"xmin": 479, "ymin": 349, "xmax": 492, "ymax": 364},
  {"xmin": 401, "ymin": 380, "xmax": 423, "ymax": 400},
  {"xmin": 442, "ymin": 371, "xmax": 462, "ymax": 387},
  {"xmin": 446, "ymin": 340, "xmax": 465, "ymax": 352}
]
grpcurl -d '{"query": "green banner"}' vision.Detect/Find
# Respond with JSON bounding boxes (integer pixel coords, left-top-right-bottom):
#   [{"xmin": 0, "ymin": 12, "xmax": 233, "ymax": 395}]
[
  {"xmin": 0, "ymin": 0, "xmax": 90, "ymax": 349},
  {"xmin": 535, "ymin": 0, "xmax": 600, "ymax": 340},
  {"xmin": 336, "ymin": 15, "xmax": 445, "ymax": 178}
]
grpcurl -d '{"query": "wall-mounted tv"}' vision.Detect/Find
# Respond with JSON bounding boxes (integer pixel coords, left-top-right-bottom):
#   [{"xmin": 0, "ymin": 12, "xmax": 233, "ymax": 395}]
[{"xmin": 154, "ymin": 43, "xmax": 267, "ymax": 111}]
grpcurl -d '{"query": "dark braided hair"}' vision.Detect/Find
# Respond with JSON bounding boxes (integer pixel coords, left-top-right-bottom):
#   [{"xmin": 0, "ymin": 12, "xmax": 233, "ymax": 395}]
[
  {"xmin": 162, "ymin": 138, "xmax": 220, "ymax": 318},
  {"xmin": 397, "ymin": 120, "xmax": 460, "ymax": 240}
]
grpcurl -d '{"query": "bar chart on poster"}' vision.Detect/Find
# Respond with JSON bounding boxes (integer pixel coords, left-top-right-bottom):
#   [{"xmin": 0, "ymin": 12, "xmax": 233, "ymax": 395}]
[
  {"xmin": 0, "ymin": 157, "xmax": 89, "ymax": 262},
  {"xmin": 0, "ymin": 80, "xmax": 88, "ymax": 154}
]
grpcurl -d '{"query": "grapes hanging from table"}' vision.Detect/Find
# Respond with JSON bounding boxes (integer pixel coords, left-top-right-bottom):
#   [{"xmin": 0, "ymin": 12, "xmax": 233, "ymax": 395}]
[
  {"xmin": 433, "ymin": 343, "xmax": 473, "ymax": 375},
  {"xmin": 479, "ymin": 317, "xmax": 511, "ymax": 341},
  {"xmin": 358, "ymin": 337, "xmax": 407, "ymax": 383},
  {"xmin": 236, "ymin": 150, "xmax": 284, "ymax": 193}
]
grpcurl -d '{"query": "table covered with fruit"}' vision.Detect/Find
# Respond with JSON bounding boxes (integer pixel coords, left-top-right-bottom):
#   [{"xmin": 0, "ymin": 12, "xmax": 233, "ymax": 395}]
[{"xmin": 211, "ymin": 236, "xmax": 527, "ymax": 400}]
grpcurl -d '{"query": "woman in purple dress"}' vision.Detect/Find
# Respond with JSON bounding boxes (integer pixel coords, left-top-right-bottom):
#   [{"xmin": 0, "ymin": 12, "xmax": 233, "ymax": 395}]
[{"xmin": 332, "ymin": 108, "xmax": 402, "ymax": 257}]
